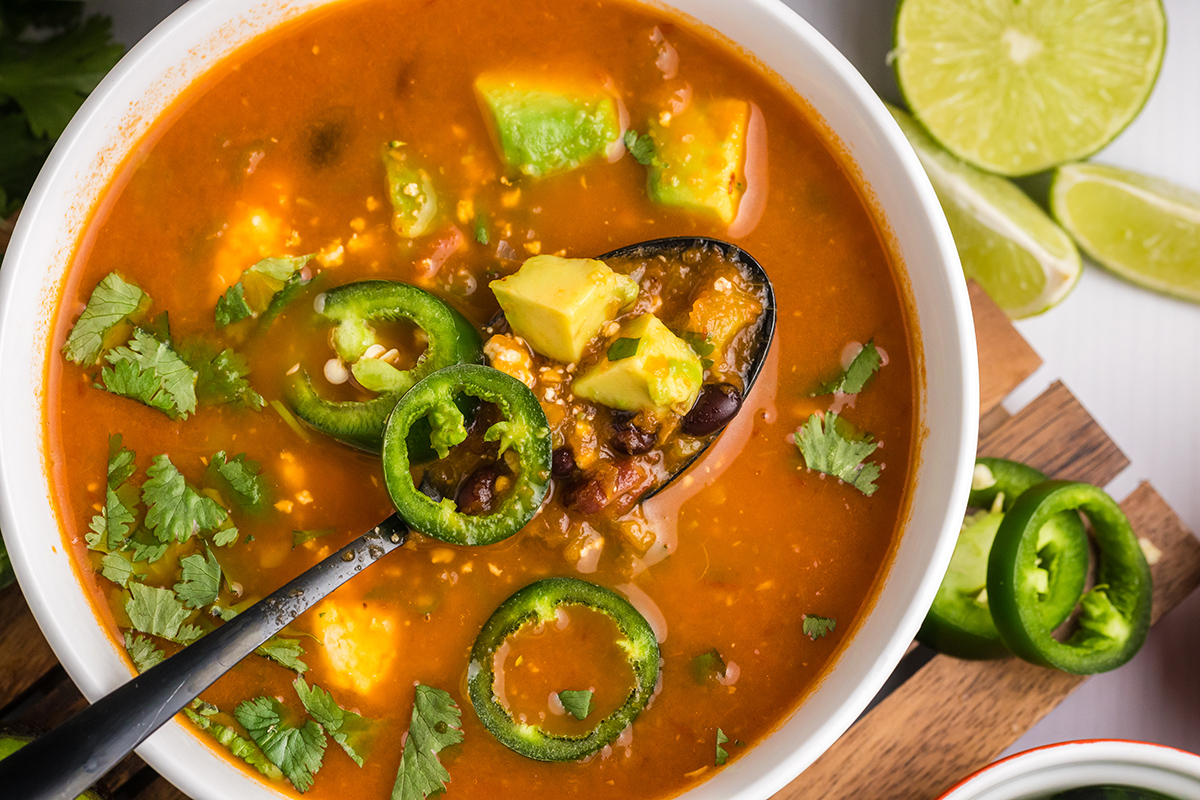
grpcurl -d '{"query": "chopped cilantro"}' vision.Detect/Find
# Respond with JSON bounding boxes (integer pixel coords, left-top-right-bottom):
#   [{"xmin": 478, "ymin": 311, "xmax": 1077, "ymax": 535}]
[
  {"xmin": 557, "ymin": 690, "xmax": 593, "ymax": 720},
  {"xmin": 174, "ymin": 548, "xmax": 221, "ymax": 609},
  {"xmin": 124, "ymin": 631, "xmax": 165, "ymax": 673},
  {"xmin": 803, "ymin": 614, "xmax": 837, "ymax": 640},
  {"xmin": 607, "ymin": 337, "xmax": 641, "ymax": 361},
  {"xmin": 142, "ymin": 455, "xmax": 228, "ymax": 544},
  {"xmin": 295, "ymin": 676, "xmax": 376, "ymax": 766},
  {"xmin": 293, "ymin": 528, "xmax": 335, "ymax": 548},
  {"xmin": 816, "ymin": 340, "xmax": 882, "ymax": 396},
  {"xmin": 794, "ymin": 411, "xmax": 881, "ymax": 496},
  {"xmin": 235, "ymin": 696, "xmax": 327, "ymax": 793},
  {"xmin": 183, "ymin": 341, "xmax": 266, "ymax": 410},
  {"xmin": 390, "ymin": 685, "xmax": 464, "ymax": 800},
  {"xmin": 123, "ymin": 527, "xmax": 169, "ymax": 564},
  {"xmin": 125, "ymin": 583, "xmax": 192, "ymax": 642},
  {"xmin": 100, "ymin": 329, "xmax": 198, "ymax": 418},
  {"xmin": 184, "ymin": 705, "xmax": 283, "ymax": 781},
  {"xmin": 212, "ymin": 523, "xmax": 240, "ymax": 547},
  {"xmin": 257, "ymin": 636, "xmax": 308, "ymax": 674},
  {"xmin": 678, "ymin": 330, "xmax": 716, "ymax": 369},
  {"xmin": 215, "ymin": 255, "xmax": 313, "ymax": 328},
  {"xmin": 623, "ymin": 130, "xmax": 655, "ymax": 166},
  {"xmin": 474, "ymin": 215, "xmax": 489, "ymax": 245},
  {"xmin": 716, "ymin": 728, "xmax": 730, "ymax": 766},
  {"xmin": 87, "ymin": 483, "xmax": 138, "ymax": 552},
  {"xmin": 61, "ymin": 273, "xmax": 146, "ymax": 365},
  {"xmin": 106, "ymin": 434, "xmax": 137, "ymax": 487},
  {"xmin": 690, "ymin": 647, "xmax": 727, "ymax": 684},
  {"xmin": 207, "ymin": 451, "xmax": 269, "ymax": 511},
  {"xmin": 99, "ymin": 552, "xmax": 141, "ymax": 587}
]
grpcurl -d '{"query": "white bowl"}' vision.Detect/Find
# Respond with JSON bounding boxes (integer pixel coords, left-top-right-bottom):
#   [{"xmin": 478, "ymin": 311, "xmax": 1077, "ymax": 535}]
[
  {"xmin": 939, "ymin": 740, "xmax": 1200, "ymax": 800},
  {"xmin": 0, "ymin": 1, "xmax": 977, "ymax": 799}
]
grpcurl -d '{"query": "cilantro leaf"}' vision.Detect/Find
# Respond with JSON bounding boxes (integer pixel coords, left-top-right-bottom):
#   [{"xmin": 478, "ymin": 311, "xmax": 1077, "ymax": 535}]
[
  {"xmin": 803, "ymin": 614, "xmax": 837, "ymax": 640},
  {"xmin": 61, "ymin": 273, "xmax": 146, "ymax": 365},
  {"xmin": 623, "ymin": 130, "xmax": 655, "ymax": 166},
  {"xmin": 207, "ymin": 451, "xmax": 269, "ymax": 510},
  {"xmin": 235, "ymin": 697, "xmax": 327, "ymax": 793},
  {"xmin": 100, "ymin": 329, "xmax": 198, "ymax": 419},
  {"xmin": 184, "ymin": 705, "xmax": 283, "ymax": 781},
  {"xmin": 678, "ymin": 330, "xmax": 716, "ymax": 369},
  {"xmin": 0, "ymin": 14, "xmax": 124, "ymax": 139},
  {"xmin": 99, "ymin": 552, "xmax": 141, "ymax": 587},
  {"xmin": 125, "ymin": 583, "xmax": 192, "ymax": 642},
  {"xmin": 142, "ymin": 455, "xmax": 228, "ymax": 544},
  {"xmin": 182, "ymin": 341, "xmax": 266, "ymax": 410},
  {"xmin": 794, "ymin": 412, "xmax": 881, "ymax": 496},
  {"xmin": 473, "ymin": 215, "xmax": 489, "ymax": 245},
  {"xmin": 124, "ymin": 631, "xmax": 165, "ymax": 673},
  {"xmin": 106, "ymin": 434, "xmax": 137, "ymax": 487},
  {"xmin": 216, "ymin": 255, "xmax": 313, "ymax": 328},
  {"xmin": 816, "ymin": 340, "xmax": 882, "ymax": 396},
  {"xmin": 174, "ymin": 548, "xmax": 221, "ymax": 609},
  {"xmin": 390, "ymin": 685, "xmax": 464, "ymax": 800},
  {"xmin": 607, "ymin": 337, "xmax": 640, "ymax": 361},
  {"xmin": 212, "ymin": 523, "xmax": 240, "ymax": 547},
  {"xmin": 123, "ymin": 527, "xmax": 170, "ymax": 564},
  {"xmin": 214, "ymin": 283, "xmax": 252, "ymax": 327},
  {"xmin": 294, "ymin": 676, "xmax": 376, "ymax": 766},
  {"xmin": 690, "ymin": 647, "xmax": 727, "ymax": 684},
  {"xmin": 87, "ymin": 483, "xmax": 138, "ymax": 552},
  {"xmin": 557, "ymin": 690, "xmax": 593, "ymax": 720},
  {"xmin": 716, "ymin": 728, "xmax": 730, "ymax": 766},
  {"xmin": 257, "ymin": 637, "xmax": 308, "ymax": 674}
]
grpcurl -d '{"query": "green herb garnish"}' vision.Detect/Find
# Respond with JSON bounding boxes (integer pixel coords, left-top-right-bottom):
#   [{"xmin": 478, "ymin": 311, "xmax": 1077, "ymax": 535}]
[
  {"xmin": 293, "ymin": 528, "xmax": 336, "ymax": 548},
  {"xmin": 124, "ymin": 631, "xmax": 165, "ymax": 673},
  {"xmin": 142, "ymin": 455, "xmax": 228, "ymax": 544},
  {"xmin": 100, "ymin": 329, "xmax": 198, "ymax": 419},
  {"xmin": 184, "ymin": 342, "xmax": 266, "ymax": 410},
  {"xmin": 173, "ymin": 548, "xmax": 222, "ymax": 609},
  {"xmin": 256, "ymin": 636, "xmax": 309, "ymax": 674},
  {"xmin": 623, "ymin": 130, "xmax": 655, "ymax": 166},
  {"xmin": 125, "ymin": 583, "xmax": 201, "ymax": 644},
  {"xmin": 207, "ymin": 451, "xmax": 269, "ymax": 511},
  {"xmin": 607, "ymin": 337, "xmax": 641, "ymax": 361},
  {"xmin": 794, "ymin": 411, "xmax": 881, "ymax": 496},
  {"xmin": 61, "ymin": 273, "xmax": 146, "ymax": 365},
  {"xmin": 295, "ymin": 676, "xmax": 376, "ymax": 766},
  {"xmin": 690, "ymin": 647, "xmax": 727, "ymax": 684},
  {"xmin": 803, "ymin": 614, "xmax": 837, "ymax": 640},
  {"xmin": 185, "ymin": 705, "xmax": 283, "ymax": 780},
  {"xmin": 215, "ymin": 254, "xmax": 313, "ymax": 328},
  {"xmin": 390, "ymin": 684, "xmax": 464, "ymax": 800},
  {"xmin": 815, "ymin": 339, "xmax": 882, "ymax": 395},
  {"xmin": 715, "ymin": 728, "xmax": 730, "ymax": 766},
  {"xmin": 235, "ymin": 696, "xmax": 327, "ymax": 793},
  {"xmin": 557, "ymin": 690, "xmax": 593, "ymax": 720},
  {"xmin": 99, "ymin": 552, "xmax": 141, "ymax": 587}
]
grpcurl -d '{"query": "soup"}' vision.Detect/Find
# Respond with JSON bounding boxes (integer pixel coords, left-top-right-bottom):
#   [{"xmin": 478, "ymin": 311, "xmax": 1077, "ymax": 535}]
[{"xmin": 45, "ymin": 0, "xmax": 918, "ymax": 798}]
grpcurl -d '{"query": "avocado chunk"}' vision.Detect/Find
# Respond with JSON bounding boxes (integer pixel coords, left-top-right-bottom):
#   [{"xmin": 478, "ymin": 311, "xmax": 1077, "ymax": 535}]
[
  {"xmin": 476, "ymin": 75, "xmax": 621, "ymax": 178},
  {"xmin": 646, "ymin": 98, "xmax": 749, "ymax": 223},
  {"xmin": 383, "ymin": 142, "xmax": 438, "ymax": 238},
  {"xmin": 573, "ymin": 314, "xmax": 703, "ymax": 415},
  {"xmin": 490, "ymin": 255, "xmax": 638, "ymax": 364}
]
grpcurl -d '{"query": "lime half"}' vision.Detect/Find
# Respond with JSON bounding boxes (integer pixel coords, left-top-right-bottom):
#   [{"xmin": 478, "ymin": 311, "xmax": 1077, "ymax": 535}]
[
  {"xmin": 890, "ymin": 104, "xmax": 1081, "ymax": 318},
  {"xmin": 894, "ymin": 0, "xmax": 1166, "ymax": 176},
  {"xmin": 1051, "ymin": 163, "xmax": 1200, "ymax": 302}
]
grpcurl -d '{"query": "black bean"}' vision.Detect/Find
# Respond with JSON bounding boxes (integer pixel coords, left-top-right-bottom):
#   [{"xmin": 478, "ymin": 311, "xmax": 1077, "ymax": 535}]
[
  {"xmin": 456, "ymin": 465, "xmax": 500, "ymax": 516},
  {"xmin": 610, "ymin": 413, "xmax": 657, "ymax": 455},
  {"xmin": 551, "ymin": 446, "xmax": 576, "ymax": 479},
  {"xmin": 681, "ymin": 383, "xmax": 744, "ymax": 436},
  {"xmin": 418, "ymin": 474, "xmax": 443, "ymax": 503},
  {"xmin": 486, "ymin": 309, "xmax": 511, "ymax": 335}
]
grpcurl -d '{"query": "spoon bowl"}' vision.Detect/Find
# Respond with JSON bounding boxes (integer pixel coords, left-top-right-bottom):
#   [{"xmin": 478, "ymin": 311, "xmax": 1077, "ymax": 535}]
[{"xmin": 0, "ymin": 237, "xmax": 775, "ymax": 800}]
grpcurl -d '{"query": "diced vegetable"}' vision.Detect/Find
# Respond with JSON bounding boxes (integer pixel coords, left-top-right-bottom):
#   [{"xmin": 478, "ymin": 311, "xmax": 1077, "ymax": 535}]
[
  {"xmin": 573, "ymin": 314, "xmax": 703, "ymax": 415},
  {"xmin": 476, "ymin": 75, "xmax": 621, "ymax": 178},
  {"xmin": 489, "ymin": 255, "xmax": 638, "ymax": 363},
  {"xmin": 646, "ymin": 99, "xmax": 749, "ymax": 223},
  {"xmin": 383, "ymin": 143, "xmax": 438, "ymax": 238}
]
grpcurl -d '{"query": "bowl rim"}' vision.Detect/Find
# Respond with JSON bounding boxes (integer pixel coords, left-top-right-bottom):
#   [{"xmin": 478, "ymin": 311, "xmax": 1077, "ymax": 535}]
[
  {"xmin": 0, "ymin": 0, "xmax": 977, "ymax": 799},
  {"xmin": 938, "ymin": 739, "xmax": 1200, "ymax": 800}
]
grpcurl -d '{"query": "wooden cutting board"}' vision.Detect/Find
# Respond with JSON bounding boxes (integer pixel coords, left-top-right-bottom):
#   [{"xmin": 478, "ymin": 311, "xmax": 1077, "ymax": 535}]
[{"xmin": 0, "ymin": 282, "xmax": 1196, "ymax": 800}]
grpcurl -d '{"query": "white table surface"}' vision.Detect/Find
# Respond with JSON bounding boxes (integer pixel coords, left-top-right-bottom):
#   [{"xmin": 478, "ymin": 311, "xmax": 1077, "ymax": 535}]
[{"xmin": 85, "ymin": 0, "xmax": 1200, "ymax": 771}]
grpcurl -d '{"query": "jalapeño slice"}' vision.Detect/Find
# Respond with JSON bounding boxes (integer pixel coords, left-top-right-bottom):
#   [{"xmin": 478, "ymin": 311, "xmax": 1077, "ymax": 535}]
[
  {"xmin": 284, "ymin": 280, "xmax": 482, "ymax": 453},
  {"xmin": 919, "ymin": 458, "xmax": 1090, "ymax": 660},
  {"xmin": 988, "ymin": 481, "xmax": 1152, "ymax": 675},
  {"xmin": 382, "ymin": 364, "xmax": 550, "ymax": 546},
  {"xmin": 467, "ymin": 578, "xmax": 660, "ymax": 762}
]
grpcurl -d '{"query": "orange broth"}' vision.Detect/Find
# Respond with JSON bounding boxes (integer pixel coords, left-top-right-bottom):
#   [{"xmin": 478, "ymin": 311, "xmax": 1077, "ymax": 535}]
[{"xmin": 45, "ymin": 1, "xmax": 918, "ymax": 798}]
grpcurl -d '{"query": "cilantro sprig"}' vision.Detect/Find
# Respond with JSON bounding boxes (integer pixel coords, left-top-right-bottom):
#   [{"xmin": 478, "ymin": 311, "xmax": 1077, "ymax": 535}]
[
  {"xmin": 236, "ymin": 697, "xmax": 328, "ymax": 793},
  {"xmin": 623, "ymin": 130, "xmax": 656, "ymax": 166},
  {"xmin": 295, "ymin": 676, "xmax": 377, "ymax": 766},
  {"xmin": 100, "ymin": 329, "xmax": 199, "ymax": 419},
  {"xmin": 216, "ymin": 255, "xmax": 313, "ymax": 328},
  {"xmin": 803, "ymin": 614, "xmax": 837, "ymax": 640},
  {"xmin": 815, "ymin": 340, "xmax": 882, "ymax": 396},
  {"xmin": 391, "ymin": 685, "xmax": 464, "ymax": 800},
  {"xmin": 558, "ymin": 690, "xmax": 593, "ymax": 720},
  {"xmin": 61, "ymin": 273, "xmax": 147, "ymax": 365},
  {"xmin": 794, "ymin": 411, "xmax": 881, "ymax": 496}
]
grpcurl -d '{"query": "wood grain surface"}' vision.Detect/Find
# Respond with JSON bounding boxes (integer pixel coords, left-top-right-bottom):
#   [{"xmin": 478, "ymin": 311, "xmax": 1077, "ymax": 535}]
[{"xmin": 970, "ymin": 281, "xmax": 1042, "ymax": 416}]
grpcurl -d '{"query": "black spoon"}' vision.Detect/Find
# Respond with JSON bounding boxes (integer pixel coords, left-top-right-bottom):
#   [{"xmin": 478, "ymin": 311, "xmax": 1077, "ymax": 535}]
[{"xmin": 0, "ymin": 236, "xmax": 775, "ymax": 800}]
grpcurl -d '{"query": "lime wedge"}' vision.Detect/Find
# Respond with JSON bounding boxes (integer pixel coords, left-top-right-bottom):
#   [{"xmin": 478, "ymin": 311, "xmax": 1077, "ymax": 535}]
[
  {"xmin": 893, "ymin": 0, "xmax": 1166, "ymax": 176},
  {"xmin": 1051, "ymin": 163, "xmax": 1200, "ymax": 302},
  {"xmin": 889, "ymin": 104, "xmax": 1081, "ymax": 318}
]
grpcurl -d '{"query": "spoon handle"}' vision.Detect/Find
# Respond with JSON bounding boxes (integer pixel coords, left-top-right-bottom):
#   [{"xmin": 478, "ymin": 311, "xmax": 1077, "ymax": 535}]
[{"xmin": 0, "ymin": 514, "xmax": 409, "ymax": 800}]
